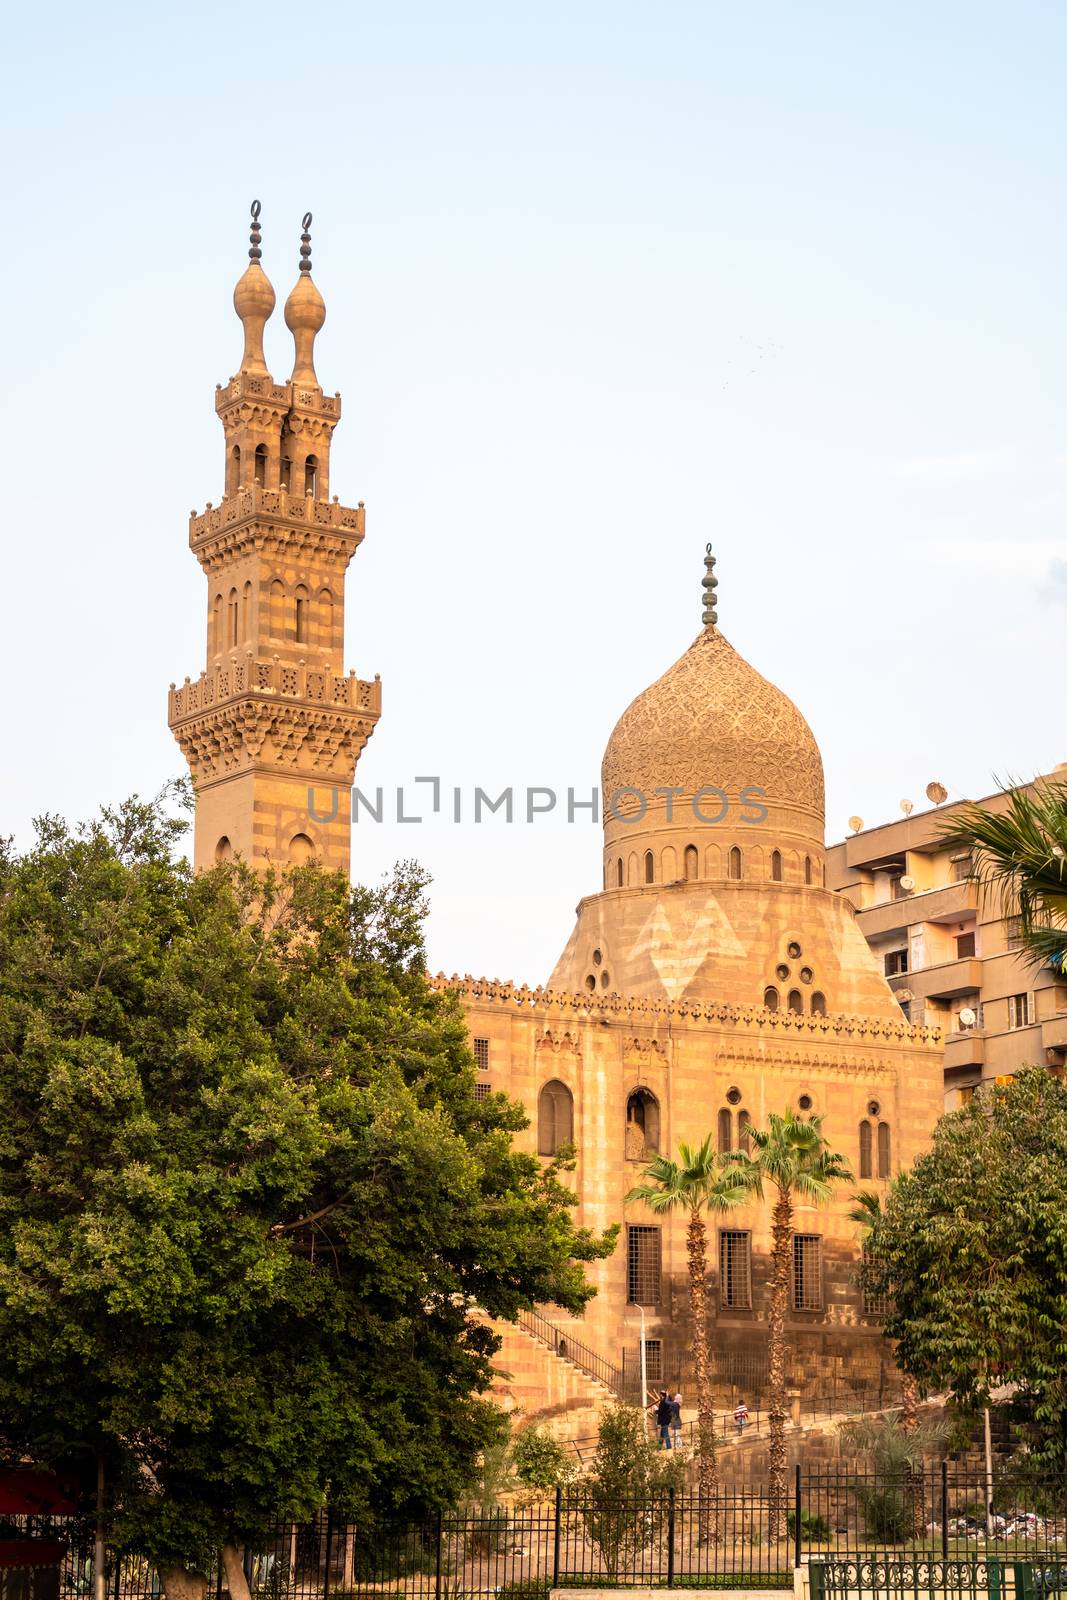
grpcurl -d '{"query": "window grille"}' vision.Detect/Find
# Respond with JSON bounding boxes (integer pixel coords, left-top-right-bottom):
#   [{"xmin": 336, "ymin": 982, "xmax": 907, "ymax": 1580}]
[
  {"xmin": 537, "ymin": 1079, "xmax": 573, "ymax": 1155},
  {"xmin": 472, "ymin": 1037, "xmax": 490, "ymax": 1072},
  {"xmin": 1006, "ymin": 918, "xmax": 1023, "ymax": 951},
  {"xmin": 951, "ymin": 853, "xmax": 973, "ymax": 882},
  {"xmin": 955, "ymin": 931, "xmax": 976, "ymax": 959},
  {"xmin": 627, "ymin": 1224, "xmax": 661, "ymax": 1306},
  {"xmin": 792, "ymin": 1233, "xmax": 823, "ymax": 1311},
  {"xmin": 884, "ymin": 949, "xmax": 908, "ymax": 977},
  {"xmin": 719, "ymin": 1230, "xmax": 752, "ymax": 1310},
  {"xmin": 1007, "ymin": 992, "xmax": 1030, "ymax": 1029},
  {"xmin": 877, "ymin": 1121, "xmax": 891, "ymax": 1178},
  {"xmin": 473, "ymin": 1081, "xmax": 491, "ymax": 1103},
  {"xmin": 643, "ymin": 1339, "xmax": 663, "ymax": 1381},
  {"xmin": 859, "ymin": 1121, "xmax": 873, "ymax": 1179},
  {"xmin": 862, "ymin": 1244, "xmax": 889, "ymax": 1318}
]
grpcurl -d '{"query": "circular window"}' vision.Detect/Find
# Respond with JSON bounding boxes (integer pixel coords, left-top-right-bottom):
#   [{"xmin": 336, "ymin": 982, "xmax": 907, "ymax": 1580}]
[
  {"xmin": 726, "ymin": 1086, "xmax": 742, "ymax": 1105},
  {"xmin": 800, "ymin": 966, "xmax": 814, "ymax": 984},
  {"xmin": 868, "ymin": 1100, "xmax": 880, "ymax": 1118},
  {"xmin": 787, "ymin": 941, "xmax": 803, "ymax": 959},
  {"xmin": 585, "ymin": 974, "xmax": 596, "ymax": 992},
  {"xmin": 776, "ymin": 963, "xmax": 790, "ymax": 981},
  {"xmin": 600, "ymin": 970, "xmax": 610, "ymax": 989},
  {"xmin": 798, "ymin": 1093, "xmax": 813, "ymax": 1111},
  {"xmin": 593, "ymin": 948, "xmax": 603, "ymax": 966}
]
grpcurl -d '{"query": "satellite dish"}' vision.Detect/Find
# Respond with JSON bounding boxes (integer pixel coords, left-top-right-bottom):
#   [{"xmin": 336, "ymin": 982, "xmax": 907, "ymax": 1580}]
[
  {"xmin": 895, "ymin": 988, "xmax": 913, "ymax": 1003},
  {"xmin": 959, "ymin": 1007, "xmax": 977, "ymax": 1028},
  {"xmin": 926, "ymin": 781, "xmax": 948, "ymax": 805},
  {"xmin": 849, "ymin": 816, "xmax": 864, "ymax": 833},
  {"xmin": 900, "ymin": 800, "xmax": 914, "ymax": 816},
  {"xmin": 899, "ymin": 875, "xmax": 915, "ymax": 892}
]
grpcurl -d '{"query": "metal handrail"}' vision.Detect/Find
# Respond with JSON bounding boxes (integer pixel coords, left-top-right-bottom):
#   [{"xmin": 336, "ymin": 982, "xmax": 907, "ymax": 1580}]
[{"xmin": 517, "ymin": 1307, "xmax": 627, "ymax": 1395}]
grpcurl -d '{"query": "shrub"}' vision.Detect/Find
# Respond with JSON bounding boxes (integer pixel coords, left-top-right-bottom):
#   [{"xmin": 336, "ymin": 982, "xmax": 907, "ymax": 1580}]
[
  {"xmin": 786, "ymin": 1509, "xmax": 832, "ymax": 1543},
  {"xmin": 512, "ymin": 1427, "xmax": 577, "ymax": 1495}
]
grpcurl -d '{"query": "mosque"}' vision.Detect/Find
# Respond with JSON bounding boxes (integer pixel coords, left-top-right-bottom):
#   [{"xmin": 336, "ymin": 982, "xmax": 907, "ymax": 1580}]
[{"xmin": 169, "ymin": 210, "xmax": 944, "ymax": 1438}]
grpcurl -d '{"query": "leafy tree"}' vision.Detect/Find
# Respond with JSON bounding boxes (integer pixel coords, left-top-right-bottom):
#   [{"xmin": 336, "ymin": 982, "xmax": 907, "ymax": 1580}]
[
  {"xmin": 730, "ymin": 1112, "xmax": 852, "ymax": 1535},
  {"xmin": 840, "ymin": 1412, "xmax": 946, "ymax": 1541},
  {"xmin": 510, "ymin": 1427, "xmax": 577, "ymax": 1499},
  {"xmin": 0, "ymin": 792, "xmax": 616, "ymax": 1600},
  {"xmin": 940, "ymin": 778, "xmax": 1067, "ymax": 971},
  {"xmin": 848, "ymin": 1190, "xmax": 920, "ymax": 1430},
  {"xmin": 625, "ymin": 1139, "xmax": 746, "ymax": 1531},
  {"xmin": 579, "ymin": 1406, "xmax": 683, "ymax": 1580},
  {"xmin": 858, "ymin": 1068, "xmax": 1067, "ymax": 1474}
]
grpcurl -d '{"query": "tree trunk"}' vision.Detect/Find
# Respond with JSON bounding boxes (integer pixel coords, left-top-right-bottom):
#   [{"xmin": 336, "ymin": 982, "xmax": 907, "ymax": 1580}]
[
  {"xmin": 767, "ymin": 1188, "xmax": 792, "ymax": 1541},
  {"xmin": 342, "ymin": 1528, "xmax": 355, "ymax": 1589},
  {"xmin": 687, "ymin": 1209, "xmax": 719, "ymax": 1543},
  {"xmin": 900, "ymin": 1372, "xmax": 919, "ymax": 1431},
  {"xmin": 222, "ymin": 1544, "xmax": 253, "ymax": 1600},
  {"xmin": 158, "ymin": 1570, "xmax": 209, "ymax": 1600}
]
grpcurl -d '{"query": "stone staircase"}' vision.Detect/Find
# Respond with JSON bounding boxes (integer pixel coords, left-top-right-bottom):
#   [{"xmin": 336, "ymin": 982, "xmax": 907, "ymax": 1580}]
[{"xmin": 485, "ymin": 1316, "xmax": 618, "ymax": 1443}]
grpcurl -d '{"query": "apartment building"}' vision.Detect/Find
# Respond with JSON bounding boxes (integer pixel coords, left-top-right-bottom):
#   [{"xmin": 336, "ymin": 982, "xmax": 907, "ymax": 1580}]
[{"xmin": 826, "ymin": 770, "xmax": 1067, "ymax": 1107}]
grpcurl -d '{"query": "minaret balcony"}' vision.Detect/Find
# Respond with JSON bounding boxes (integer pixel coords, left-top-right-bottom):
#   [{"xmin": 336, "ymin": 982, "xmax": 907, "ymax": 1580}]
[{"xmin": 169, "ymin": 655, "xmax": 381, "ymax": 726}]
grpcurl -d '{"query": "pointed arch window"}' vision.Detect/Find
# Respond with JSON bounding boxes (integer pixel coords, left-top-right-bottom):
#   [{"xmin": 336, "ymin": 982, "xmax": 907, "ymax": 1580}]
[
  {"xmin": 717, "ymin": 1107, "xmax": 733, "ymax": 1154},
  {"xmin": 320, "ymin": 588, "xmax": 334, "ymax": 649},
  {"xmin": 228, "ymin": 445, "xmax": 241, "ymax": 494},
  {"xmin": 295, "ymin": 585, "xmax": 310, "ymax": 645},
  {"xmin": 764, "ymin": 986, "xmax": 779, "ymax": 1012},
  {"xmin": 728, "ymin": 846, "xmax": 743, "ymax": 880},
  {"xmin": 617, "ymin": 857, "xmax": 624, "ymax": 888},
  {"xmin": 738, "ymin": 1109, "xmax": 753, "ymax": 1153},
  {"xmin": 280, "ymin": 455, "xmax": 292, "ymax": 492},
  {"xmin": 787, "ymin": 989, "xmax": 803, "ymax": 1015},
  {"xmin": 771, "ymin": 849, "xmax": 783, "ymax": 882},
  {"xmin": 269, "ymin": 579, "xmax": 285, "ymax": 639},
  {"xmin": 684, "ymin": 844, "xmax": 699, "ymax": 881},
  {"xmin": 538, "ymin": 1079, "xmax": 573, "ymax": 1156},
  {"xmin": 254, "ymin": 444, "xmax": 267, "ymax": 487},
  {"xmin": 213, "ymin": 593, "xmax": 223, "ymax": 656},
  {"xmin": 877, "ymin": 1122, "xmax": 891, "ymax": 1179},
  {"xmin": 859, "ymin": 1120, "xmax": 873, "ymax": 1179},
  {"xmin": 626, "ymin": 1089, "xmax": 660, "ymax": 1160},
  {"xmin": 644, "ymin": 850, "xmax": 655, "ymax": 884},
  {"xmin": 241, "ymin": 580, "xmax": 252, "ymax": 643},
  {"xmin": 805, "ymin": 856, "xmax": 813, "ymax": 885},
  {"xmin": 227, "ymin": 588, "xmax": 239, "ymax": 649},
  {"xmin": 304, "ymin": 455, "xmax": 318, "ymax": 497}
]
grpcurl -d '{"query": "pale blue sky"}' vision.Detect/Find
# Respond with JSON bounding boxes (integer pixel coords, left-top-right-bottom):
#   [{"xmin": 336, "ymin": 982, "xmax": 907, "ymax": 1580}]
[{"xmin": 2, "ymin": 0, "xmax": 1065, "ymax": 979}]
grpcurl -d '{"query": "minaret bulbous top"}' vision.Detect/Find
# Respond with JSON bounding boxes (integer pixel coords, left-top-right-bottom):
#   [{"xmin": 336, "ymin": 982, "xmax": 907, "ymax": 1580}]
[
  {"xmin": 233, "ymin": 200, "xmax": 275, "ymax": 377},
  {"xmin": 284, "ymin": 212, "xmax": 326, "ymax": 386}
]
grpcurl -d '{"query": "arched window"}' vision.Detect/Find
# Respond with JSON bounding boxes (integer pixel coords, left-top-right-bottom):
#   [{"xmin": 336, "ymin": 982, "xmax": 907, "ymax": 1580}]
[
  {"xmin": 320, "ymin": 588, "xmax": 333, "ymax": 648},
  {"xmin": 859, "ymin": 1121, "xmax": 873, "ymax": 1180},
  {"xmin": 627, "ymin": 852, "xmax": 638, "ymax": 886},
  {"xmin": 538, "ymin": 1079, "xmax": 573, "ymax": 1156},
  {"xmin": 254, "ymin": 444, "xmax": 267, "ymax": 486},
  {"xmin": 289, "ymin": 833, "xmax": 315, "ymax": 864},
  {"xmin": 804, "ymin": 856, "xmax": 813, "ymax": 885},
  {"xmin": 728, "ymin": 846, "xmax": 742, "ymax": 880},
  {"xmin": 213, "ymin": 593, "xmax": 222, "ymax": 656},
  {"xmin": 242, "ymin": 580, "xmax": 252, "ymax": 642},
  {"xmin": 280, "ymin": 455, "xmax": 292, "ymax": 492},
  {"xmin": 228, "ymin": 445, "xmax": 241, "ymax": 494},
  {"xmin": 787, "ymin": 989, "xmax": 803, "ymax": 1014},
  {"xmin": 738, "ymin": 1109, "xmax": 753, "ymax": 1153},
  {"xmin": 644, "ymin": 850, "xmax": 655, "ymax": 884},
  {"xmin": 228, "ymin": 588, "xmax": 239, "ymax": 649},
  {"xmin": 269, "ymin": 579, "xmax": 285, "ymax": 638},
  {"xmin": 295, "ymin": 585, "xmax": 309, "ymax": 645},
  {"xmin": 877, "ymin": 1122, "xmax": 891, "ymax": 1179},
  {"xmin": 304, "ymin": 455, "xmax": 318, "ymax": 497},
  {"xmin": 215, "ymin": 836, "xmax": 232, "ymax": 863},
  {"xmin": 684, "ymin": 844, "xmax": 699, "ymax": 881},
  {"xmin": 626, "ymin": 1089, "xmax": 660, "ymax": 1160},
  {"xmin": 764, "ymin": 986, "xmax": 779, "ymax": 1012},
  {"xmin": 717, "ymin": 1107, "xmax": 733, "ymax": 1154},
  {"xmin": 771, "ymin": 849, "xmax": 783, "ymax": 882},
  {"xmin": 811, "ymin": 991, "xmax": 827, "ymax": 1017},
  {"xmin": 617, "ymin": 857, "xmax": 624, "ymax": 888}
]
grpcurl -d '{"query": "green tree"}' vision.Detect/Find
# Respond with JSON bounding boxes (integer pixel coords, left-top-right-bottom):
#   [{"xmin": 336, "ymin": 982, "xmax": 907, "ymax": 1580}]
[
  {"xmin": 858, "ymin": 1068, "xmax": 1067, "ymax": 1473},
  {"xmin": 940, "ymin": 777, "xmax": 1067, "ymax": 971},
  {"xmin": 839, "ymin": 1412, "xmax": 946, "ymax": 1542},
  {"xmin": 510, "ymin": 1426, "xmax": 577, "ymax": 1500},
  {"xmin": 625, "ymin": 1138, "xmax": 747, "ymax": 1528},
  {"xmin": 0, "ymin": 792, "xmax": 616, "ymax": 1600},
  {"xmin": 731, "ymin": 1112, "xmax": 852, "ymax": 1535},
  {"xmin": 848, "ymin": 1190, "xmax": 919, "ymax": 1430},
  {"xmin": 580, "ymin": 1406, "xmax": 683, "ymax": 1580}
]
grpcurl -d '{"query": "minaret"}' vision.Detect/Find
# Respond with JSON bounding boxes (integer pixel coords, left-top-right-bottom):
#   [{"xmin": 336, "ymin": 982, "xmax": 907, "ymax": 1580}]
[{"xmin": 168, "ymin": 204, "xmax": 380, "ymax": 874}]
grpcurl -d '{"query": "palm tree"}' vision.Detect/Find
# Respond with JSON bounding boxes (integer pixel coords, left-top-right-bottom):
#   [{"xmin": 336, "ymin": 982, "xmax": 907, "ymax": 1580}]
[
  {"xmin": 939, "ymin": 778, "xmax": 1067, "ymax": 971},
  {"xmin": 730, "ymin": 1111, "xmax": 852, "ymax": 1537},
  {"xmin": 849, "ymin": 1189, "xmax": 919, "ymax": 1431},
  {"xmin": 626, "ymin": 1137, "xmax": 748, "ymax": 1530}
]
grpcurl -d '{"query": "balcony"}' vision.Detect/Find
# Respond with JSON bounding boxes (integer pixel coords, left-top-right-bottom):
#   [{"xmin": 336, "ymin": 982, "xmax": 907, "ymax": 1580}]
[
  {"xmin": 909, "ymin": 958, "xmax": 983, "ymax": 1001},
  {"xmin": 944, "ymin": 1032, "xmax": 985, "ymax": 1072},
  {"xmin": 1041, "ymin": 1015, "xmax": 1067, "ymax": 1052},
  {"xmin": 856, "ymin": 879, "xmax": 978, "ymax": 940}
]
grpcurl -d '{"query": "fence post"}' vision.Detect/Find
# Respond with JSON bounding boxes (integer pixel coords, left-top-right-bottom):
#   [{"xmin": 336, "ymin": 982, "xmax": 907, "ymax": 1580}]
[
  {"xmin": 667, "ymin": 1487, "xmax": 676, "ymax": 1589},
  {"xmin": 435, "ymin": 1510, "xmax": 443, "ymax": 1600},
  {"xmin": 323, "ymin": 1511, "xmax": 333, "ymax": 1600},
  {"xmin": 553, "ymin": 1485, "xmax": 562, "ymax": 1589},
  {"xmin": 941, "ymin": 1462, "xmax": 949, "ymax": 1560},
  {"xmin": 794, "ymin": 1465, "xmax": 802, "ymax": 1570}
]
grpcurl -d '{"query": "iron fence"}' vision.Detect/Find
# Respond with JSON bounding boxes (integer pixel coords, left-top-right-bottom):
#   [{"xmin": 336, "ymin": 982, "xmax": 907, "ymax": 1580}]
[{"xmin": 9, "ymin": 1471, "xmax": 1066, "ymax": 1600}]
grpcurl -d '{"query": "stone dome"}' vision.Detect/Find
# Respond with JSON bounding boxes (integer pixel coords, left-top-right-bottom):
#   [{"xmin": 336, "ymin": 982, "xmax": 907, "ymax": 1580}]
[{"xmin": 601, "ymin": 626, "xmax": 825, "ymax": 841}]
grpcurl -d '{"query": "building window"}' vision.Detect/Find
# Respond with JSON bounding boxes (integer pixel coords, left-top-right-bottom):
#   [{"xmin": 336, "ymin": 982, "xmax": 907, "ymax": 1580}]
[
  {"xmin": 254, "ymin": 444, "xmax": 267, "ymax": 486},
  {"xmin": 811, "ymin": 991, "xmax": 826, "ymax": 1017},
  {"xmin": 627, "ymin": 1224, "xmax": 662, "ymax": 1306},
  {"xmin": 792, "ymin": 1234, "xmax": 823, "ymax": 1311},
  {"xmin": 764, "ymin": 986, "xmax": 779, "ymax": 1012},
  {"xmin": 771, "ymin": 849, "xmax": 783, "ymax": 882},
  {"xmin": 951, "ymin": 853, "xmax": 973, "ymax": 882},
  {"xmin": 617, "ymin": 857, "xmax": 624, "ymax": 887},
  {"xmin": 737, "ymin": 1109, "xmax": 752, "ymax": 1152},
  {"xmin": 1006, "ymin": 918, "xmax": 1023, "ymax": 951},
  {"xmin": 473, "ymin": 1081, "xmax": 492, "ymax": 1102},
  {"xmin": 213, "ymin": 593, "xmax": 222, "ymax": 655},
  {"xmin": 228, "ymin": 588, "xmax": 239, "ymax": 648},
  {"xmin": 644, "ymin": 850, "xmax": 655, "ymax": 884},
  {"xmin": 717, "ymin": 1107, "xmax": 733, "ymax": 1154},
  {"xmin": 320, "ymin": 588, "xmax": 334, "ymax": 648},
  {"xmin": 884, "ymin": 949, "xmax": 908, "ymax": 977},
  {"xmin": 1007, "ymin": 993, "xmax": 1030, "ymax": 1030},
  {"xmin": 684, "ymin": 844, "xmax": 699, "ymax": 881},
  {"xmin": 787, "ymin": 989, "xmax": 803, "ymax": 1014},
  {"xmin": 537, "ymin": 1079, "xmax": 573, "ymax": 1155},
  {"xmin": 472, "ymin": 1037, "xmax": 490, "ymax": 1072},
  {"xmin": 862, "ymin": 1244, "xmax": 889, "ymax": 1318},
  {"xmin": 805, "ymin": 855, "xmax": 813, "ymax": 885},
  {"xmin": 214, "ymin": 836, "xmax": 232, "ymax": 863},
  {"xmin": 859, "ymin": 1120, "xmax": 873, "ymax": 1180},
  {"xmin": 728, "ymin": 846, "xmax": 743, "ymax": 880},
  {"xmin": 719, "ymin": 1230, "xmax": 752, "ymax": 1310},
  {"xmin": 956, "ymin": 931, "xmax": 976, "ymax": 959},
  {"xmin": 877, "ymin": 1121, "xmax": 891, "ymax": 1178},
  {"xmin": 890, "ymin": 874, "xmax": 907, "ymax": 901},
  {"xmin": 295, "ymin": 586, "xmax": 309, "ymax": 644},
  {"xmin": 280, "ymin": 455, "xmax": 292, "ymax": 491},
  {"xmin": 643, "ymin": 1338, "xmax": 663, "ymax": 1381},
  {"xmin": 625, "ymin": 1088, "xmax": 660, "ymax": 1160},
  {"xmin": 304, "ymin": 454, "xmax": 318, "ymax": 497}
]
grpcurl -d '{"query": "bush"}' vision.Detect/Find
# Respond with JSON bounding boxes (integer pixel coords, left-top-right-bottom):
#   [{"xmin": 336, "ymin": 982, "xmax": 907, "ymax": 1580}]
[
  {"xmin": 786, "ymin": 1510, "xmax": 832, "ymax": 1544},
  {"xmin": 856, "ymin": 1482, "xmax": 915, "ymax": 1542},
  {"xmin": 512, "ymin": 1427, "xmax": 577, "ymax": 1495}
]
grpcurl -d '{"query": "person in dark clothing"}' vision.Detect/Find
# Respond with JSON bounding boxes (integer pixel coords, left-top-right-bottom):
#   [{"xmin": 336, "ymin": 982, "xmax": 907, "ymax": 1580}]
[{"xmin": 652, "ymin": 1389, "xmax": 673, "ymax": 1449}]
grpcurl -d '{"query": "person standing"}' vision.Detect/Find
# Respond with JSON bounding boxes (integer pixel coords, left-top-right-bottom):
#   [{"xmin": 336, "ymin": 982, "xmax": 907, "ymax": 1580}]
[
  {"xmin": 652, "ymin": 1390, "xmax": 673, "ymax": 1449},
  {"xmin": 669, "ymin": 1387, "xmax": 683, "ymax": 1449}
]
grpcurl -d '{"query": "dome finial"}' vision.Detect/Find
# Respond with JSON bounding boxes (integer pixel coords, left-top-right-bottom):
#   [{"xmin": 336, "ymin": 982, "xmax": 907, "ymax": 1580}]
[
  {"xmin": 701, "ymin": 543, "xmax": 718, "ymax": 628},
  {"xmin": 284, "ymin": 210, "xmax": 326, "ymax": 386},
  {"xmin": 233, "ymin": 198, "xmax": 275, "ymax": 377}
]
